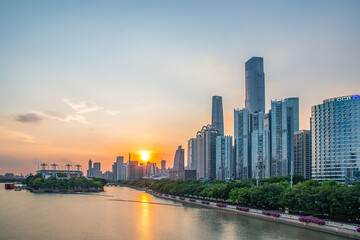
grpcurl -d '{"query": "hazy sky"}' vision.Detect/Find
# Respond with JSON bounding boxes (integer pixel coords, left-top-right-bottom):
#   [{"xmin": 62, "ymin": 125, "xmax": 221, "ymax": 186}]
[{"xmin": 1, "ymin": 0, "xmax": 359, "ymax": 174}]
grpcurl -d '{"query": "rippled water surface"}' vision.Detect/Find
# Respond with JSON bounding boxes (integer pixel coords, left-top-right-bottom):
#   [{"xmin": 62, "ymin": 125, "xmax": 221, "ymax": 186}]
[{"xmin": 0, "ymin": 183, "xmax": 347, "ymax": 240}]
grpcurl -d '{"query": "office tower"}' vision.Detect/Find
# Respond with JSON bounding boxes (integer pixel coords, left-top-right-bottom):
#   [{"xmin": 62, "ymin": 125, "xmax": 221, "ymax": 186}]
[
  {"xmin": 245, "ymin": 57, "xmax": 265, "ymax": 114},
  {"xmin": 285, "ymin": 98, "xmax": 299, "ymax": 132},
  {"xmin": 126, "ymin": 161, "xmax": 139, "ymax": 180},
  {"xmin": 311, "ymin": 95, "xmax": 360, "ymax": 182},
  {"xmin": 250, "ymin": 111, "xmax": 270, "ymax": 179},
  {"xmin": 216, "ymin": 136, "xmax": 233, "ymax": 180},
  {"xmin": 112, "ymin": 162, "xmax": 117, "ymax": 181},
  {"xmin": 234, "ymin": 108, "xmax": 249, "ymax": 179},
  {"xmin": 161, "ymin": 160, "xmax": 166, "ymax": 172},
  {"xmin": 173, "ymin": 145, "xmax": 184, "ymax": 171},
  {"xmin": 187, "ymin": 138, "xmax": 197, "ymax": 170},
  {"xmin": 115, "ymin": 156, "xmax": 126, "ymax": 180},
  {"xmin": 294, "ymin": 130, "xmax": 311, "ymax": 179},
  {"xmin": 196, "ymin": 127, "xmax": 207, "ymax": 179},
  {"xmin": 205, "ymin": 125, "xmax": 222, "ymax": 180},
  {"xmin": 212, "ymin": 96, "xmax": 224, "ymax": 136},
  {"xmin": 92, "ymin": 162, "xmax": 102, "ymax": 178},
  {"xmin": 270, "ymin": 98, "xmax": 298, "ymax": 177},
  {"xmin": 87, "ymin": 159, "xmax": 92, "ymax": 177}
]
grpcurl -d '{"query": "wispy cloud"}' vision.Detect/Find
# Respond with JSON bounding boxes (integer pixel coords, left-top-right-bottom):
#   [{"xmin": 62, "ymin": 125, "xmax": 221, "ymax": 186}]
[
  {"xmin": 62, "ymin": 98, "xmax": 102, "ymax": 114},
  {"xmin": 35, "ymin": 111, "xmax": 89, "ymax": 124},
  {"xmin": 0, "ymin": 126, "xmax": 36, "ymax": 143},
  {"xmin": 15, "ymin": 113, "xmax": 43, "ymax": 123}
]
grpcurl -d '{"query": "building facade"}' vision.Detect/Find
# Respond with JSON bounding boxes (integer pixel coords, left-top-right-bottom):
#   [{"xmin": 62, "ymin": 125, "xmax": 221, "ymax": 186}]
[
  {"xmin": 250, "ymin": 111, "xmax": 270, "ymax": 179},
  {"xmin": 187, "ymin": 138, "xmax": 197, "ymax": 170},
  {"xmin": 270, "ymin": 98, "xmax": 298, "ymax": 177},
  {"xmin": 173, "ymin": 145, "xmax": 184, "ymax": 171},
  {"xmin": 211, "ymin": 96, "xmax": 224, "ymax": 136},
  {"xmin": 215, "ymin": 136, "xmax": 233, "ymax": 180},
  {"xmin": 234, "ymin": 108, "xmax": 249, "ymax": 179},
  {"xmin": 294, "ymin": 130, "xmax": 311, "ymax": 179},
  {"xmin": 311, "ymin": 95, "xmax": 360, "ymax": 182},
  {"xmin": 245, "ymin": 57, "xmax": 265, "ymax": 114},
  {"xmin": 196, "ymin": 127, "xmax": 207, "ymax": 179}
]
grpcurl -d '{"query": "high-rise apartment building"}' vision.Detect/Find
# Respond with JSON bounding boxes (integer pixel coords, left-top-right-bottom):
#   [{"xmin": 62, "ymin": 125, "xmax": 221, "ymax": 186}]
[
  {"xmin": 173, "ymin": 145, "xmax": 184, "ymax": 171},
  {"xmin": 115, "ymin": 156, "xmax": 126, "ymax": 180},
  {"xmin": 92, "ymin": 162, "xmax": 102, "ymax": 178},
  {"xmin": 250, "ymin": 111, "xmax": 270, "ymax": 179},
  {"xmin": 234, "ymin": 108, "xmax": 250, "ymax": 179},
  {"xmin": 205, "ymin": 125, "xmax": 222, "ymax": 180},
  {"xmin": 216, "ymin": 136, "xmax": 233, "ymax": 180},
  {"xmin": 196, "ymin": 126, "xmax": 207, "ymax": 179},
  {"xmin": 311, "ymin": 95, "xmax": 360, "ymax": 182},
  {"xmin": 187, "ymin": 138, "xmax": 197, "ymax": 170},
  {"xmin": 270, "ymin": 98, "xmax": 299, "ymax": 177},
  {"xmin": 161, "ymin": 160, "xmax": 166, "ymax": 172},
  {"xmin": 294, "ymin": 130, "xmax": 311, "ymax": 179},
  {"xmin": 245, "ymin": 57, "xmax": 265, "ymax": 114},
  {"xmin": 212, "ymin": 96, "xmax": 224, "ymax": 136},
  {"xmin": 87, "ymin": 159, "xmax": 92, "ymax": 177}
]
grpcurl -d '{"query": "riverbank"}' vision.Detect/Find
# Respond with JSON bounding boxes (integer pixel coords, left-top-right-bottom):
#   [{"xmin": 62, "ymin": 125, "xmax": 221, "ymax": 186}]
[
  {"xmin": 28, "ymin": 187, "xmax": 103, "ymax": 193},
  {"xmin": 143, "ymin": 189, "xmax": 360, "ymax": 239}
]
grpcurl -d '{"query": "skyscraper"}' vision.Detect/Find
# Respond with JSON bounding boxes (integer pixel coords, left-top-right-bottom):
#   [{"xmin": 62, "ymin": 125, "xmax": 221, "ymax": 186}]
[
  {"xmin": 187, "ymin": 138, "xmax": 197, "ymax": 170},
  {"xmin": 270, "ymin": 98, "xmax": 299, "ymax": 177},
  {"xmin": 196, "ymin": 127, "xmax": 207, "ymax": 179},
  {"xmin": 311, "ymin": 95, "xmax": 360, "ymax": 182},
  {"xmin": 87, "ymin": 159, "xmax": 92, "ymax": 177},
  {"xmin": 245, "ymin": 57, "xmax": 265, "ymax": 114},
  {"xmin": 216, "ymin": 136, "xmax": 233, "ymax": 180},
  {"xmin": 250, "ymin": 111, "xmax": 270, "ymax": 179},
  {"xmin": 211, "ymin": 96, "xmax": 224, "ymax": 136},
  {"xmin": 234, "ymin": 108, "xmax": 250, "ymax": 179},
  {"xmin": 161, "ymin": 160, "xmax": 166, "ymax": 172},
  {"xmin": 173, "ymin": 145, "xmax": 184, "ymax": 171},
  {"xmin": 205, "ymin": 125, "xmax": 221, "ymax": 180},
  {"xmin": 294, "ymin": 130, "xmax": 311, "ymax": 179},
  {"xmin": 116, "ymin": 156, "xmax": 126, "ymax": 180}
]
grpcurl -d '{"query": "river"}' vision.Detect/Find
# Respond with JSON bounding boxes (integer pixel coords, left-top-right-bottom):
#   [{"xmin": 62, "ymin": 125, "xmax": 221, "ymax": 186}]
[{"xmin": 0, "ymin": 183, "xmax": 347, "ymax": 240}]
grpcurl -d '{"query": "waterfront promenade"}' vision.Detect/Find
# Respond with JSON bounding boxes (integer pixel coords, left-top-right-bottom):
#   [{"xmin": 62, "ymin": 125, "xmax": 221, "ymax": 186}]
[{"xmin": 142, "ymin": 188, "xmax": 360, "ymax": 239}]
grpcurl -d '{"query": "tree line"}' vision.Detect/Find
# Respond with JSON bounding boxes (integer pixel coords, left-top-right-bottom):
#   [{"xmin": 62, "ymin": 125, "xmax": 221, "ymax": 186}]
[
  {"xmin": 120, "ymin": 175, "xmax": 360, "ymax": 223},
  {"xmin": 25, "ymin": 173, "xmax": 107, "ymax": 190}
]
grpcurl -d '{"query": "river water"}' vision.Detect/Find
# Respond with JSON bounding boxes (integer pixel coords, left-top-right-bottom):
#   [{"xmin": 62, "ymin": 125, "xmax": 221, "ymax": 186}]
[{"xmin": 0, "ymin": 183, "xmax": 347, "ymax": 240}]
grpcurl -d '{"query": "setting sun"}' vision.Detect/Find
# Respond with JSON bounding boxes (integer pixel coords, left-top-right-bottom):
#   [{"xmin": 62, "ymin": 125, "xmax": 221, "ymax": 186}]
[{"xmin": 139, "ymin": 150, "xmax": 150, "ymax": 161}]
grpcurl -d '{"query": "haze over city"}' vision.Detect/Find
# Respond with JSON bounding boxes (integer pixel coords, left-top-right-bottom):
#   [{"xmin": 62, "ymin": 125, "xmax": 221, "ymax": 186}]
[{"xmin": 1, "ymin": 0, "xmax": 359, "ymax": 174}]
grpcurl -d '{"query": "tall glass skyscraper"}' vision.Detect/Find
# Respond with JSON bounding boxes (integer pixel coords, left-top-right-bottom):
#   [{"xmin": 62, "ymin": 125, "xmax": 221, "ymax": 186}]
[
  {"xmin": 245, "ymin": 57, "xmax": 265, "ymax": 114},
  {"xmin": 187, "ymin": 138, "xmax": 197, "ymax": 170},
  {"xmin": 234, "ymin": 108, "xmax": 249, "ymax": 179},
  {"xmin": 212, "ymin": 96, "xmax": 224, "ymax": 136},
  {"xmin": 216, "ymin": 136, "xmax": 233, "ymax": 180},
  {"xmin": 311, "ymin": 95, "xmax": 360, "ymax": 182},
  {"xmin": 250, "ymin": 111, "xmax": 270, "ymax": 179},
  {"xmin": 294, "ymin": 130, "xmax": 311, "ymax": 179},
  {"xmin": 270, "ymin": 98, "xmax": 298, "ymax": 177},
  {"xmin": 173, "ymin": 145, "xmax": 184, "ymax": 171}
]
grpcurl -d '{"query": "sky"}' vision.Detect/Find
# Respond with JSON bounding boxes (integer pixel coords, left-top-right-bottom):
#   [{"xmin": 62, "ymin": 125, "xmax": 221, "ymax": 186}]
[{"xmin": 0, "ymin": 0, "xmax": 359, "ymax": 175}]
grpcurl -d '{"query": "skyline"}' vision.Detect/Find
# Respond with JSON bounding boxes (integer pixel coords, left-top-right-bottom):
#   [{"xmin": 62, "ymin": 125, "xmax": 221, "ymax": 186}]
[{"xmin": 1, "ymin": 1, "xmax": 360, "ymax": 174}]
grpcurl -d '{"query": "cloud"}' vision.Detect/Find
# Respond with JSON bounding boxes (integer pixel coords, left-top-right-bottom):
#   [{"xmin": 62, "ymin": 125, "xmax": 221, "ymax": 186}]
[
  {"xmin": 62, "ymin": 98, "xmax": 102, "ymax": 114},
  {"xmin": 16, "ymin": 113, "xmax": 43, "ymax": 123},
  {"xmin": 0, "ymin": 127, "xmax": 35, "ymax": 143},
  {"xmin": 35, "ymin": 111, "xmax": 89, "ymax": 124}
]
